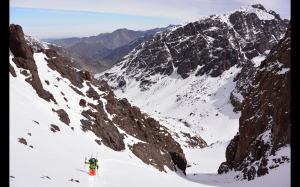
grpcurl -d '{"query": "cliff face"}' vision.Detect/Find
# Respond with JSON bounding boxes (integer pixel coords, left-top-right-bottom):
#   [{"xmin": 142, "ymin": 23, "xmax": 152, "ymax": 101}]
[
  {"xmin": 218, "ymin": 20, "xmax": 291, "ymax": 180},
  {"xmin": 9, "ymin": 24, "xmax": 188, "ymax": 174}
]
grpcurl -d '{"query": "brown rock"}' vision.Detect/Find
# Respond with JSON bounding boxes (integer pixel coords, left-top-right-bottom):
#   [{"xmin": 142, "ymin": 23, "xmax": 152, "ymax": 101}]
[
  {"xmin": 33, "ymin": 120, "xmax": 39, "ymax": 124},
  {"xmin": 70, "ymin": 85, "xmax": 85, "ymax": 97},
  {"xmin": 79, "ymin": 99, "xmax": 86, "ymax": 107},
  {"xmin": 95, "ymin": 139, "xmax": 101, "ymax": 145},
  {"xmin": 63, "ymin": 97, "xmax": 68, "ymax": 102},
  {"xmin": 18, "ymin": 138, "xmax": 27, "ymax": 145},
  {"xmin": 61, "ymin": 92, "xmax": 65, "ymax": 95},
  {"xmin": 86, "ymin": 86, "xmax": 100, "ymax": 100},
  {"xmin": 29, "ymin": 145, "xmax": 33, "ymax": 148},
  {"xmin": 28, "ymin": 133, "xmax": 31, "ymax": 136},
  {"xmin": 50, "ymin": 124, "xmax": 60, "ymax": 132},
  {"xmin": 20, "ymin": 70, "xmax": 30, "ymax": 76},
  {"xmin": 78, "ymin": 70, "xmax": 91, "ymax": 81},
  {"xmin": 41, "ymin": 176, "xmax": 50, "ymax": 179},
  {"xmin": 52, "ymin": 108, "xmax": 70, "ymax": 125},
  {"xmin": 9, "ymin": 62, "xmax": 17, "ymax": 77},
  {"xmin": 45, "ymin": 80, "xmax": 50, "ymax": 85}
]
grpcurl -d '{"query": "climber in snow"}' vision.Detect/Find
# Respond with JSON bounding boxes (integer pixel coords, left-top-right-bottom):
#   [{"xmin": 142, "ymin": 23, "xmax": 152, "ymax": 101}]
[{"xmin": 85, "ymin": 158, "xmax": 99, "ymax": 176}]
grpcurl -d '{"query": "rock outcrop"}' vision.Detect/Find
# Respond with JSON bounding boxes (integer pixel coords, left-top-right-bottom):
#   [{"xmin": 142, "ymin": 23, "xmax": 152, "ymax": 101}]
[
  {"xmin": 52, "ymin": 109, "xmax": 70, "ymax": 126},
  {"xmin": 218, "ymin": 20, "xmax": 291, "ymax": 180},
  {"xmin": 9, "ymin": 24, "xmax": 57, "ymax": 104}
]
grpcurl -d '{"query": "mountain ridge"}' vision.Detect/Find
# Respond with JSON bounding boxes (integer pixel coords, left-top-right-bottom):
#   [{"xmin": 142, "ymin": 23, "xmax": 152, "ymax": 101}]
[{"xmin": 49, "ymin": 25, "xmax": 175, "ymax": 62}]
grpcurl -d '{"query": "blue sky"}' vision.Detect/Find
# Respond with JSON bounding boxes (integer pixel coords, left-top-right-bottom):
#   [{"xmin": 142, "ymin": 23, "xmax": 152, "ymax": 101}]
[{"xmin": 10, "ymin": 0, "xmax": 291, "ymax": 40}]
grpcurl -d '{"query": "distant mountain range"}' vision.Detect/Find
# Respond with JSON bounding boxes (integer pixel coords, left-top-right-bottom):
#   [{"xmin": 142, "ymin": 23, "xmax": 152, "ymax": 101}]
[{"xmin": 48, "ymin": 25, "xmax": 174, "ymax": 63}]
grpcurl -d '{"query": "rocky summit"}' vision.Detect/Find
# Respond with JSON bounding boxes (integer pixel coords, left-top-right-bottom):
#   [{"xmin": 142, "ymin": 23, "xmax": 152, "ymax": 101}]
[{"xmin": 97, "ymin": 4, "xmax": 288, "ymax": 92}]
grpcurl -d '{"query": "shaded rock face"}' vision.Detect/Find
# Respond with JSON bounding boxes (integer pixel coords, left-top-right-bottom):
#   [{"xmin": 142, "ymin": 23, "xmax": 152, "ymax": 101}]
[
  {"xmin": 128, "ymin": 142, "xmax": 174, "ymax": 172},
  {"xmin": 9, "ymin": 24, "xmax": 57, "ymax": 104},
  {"xmin": 218, "ymin": 20, "xmax": 291, "ymax": 181},
  {"xmin": 98, "ymin": 4, "xmax": 288, "ymax": 92}
]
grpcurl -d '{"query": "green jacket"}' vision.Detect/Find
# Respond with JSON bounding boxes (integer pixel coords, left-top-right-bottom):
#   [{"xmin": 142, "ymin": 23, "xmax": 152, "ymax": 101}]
[{"xmin": 86, "ymin": 161, "xmax": 98, "ymax": 170}]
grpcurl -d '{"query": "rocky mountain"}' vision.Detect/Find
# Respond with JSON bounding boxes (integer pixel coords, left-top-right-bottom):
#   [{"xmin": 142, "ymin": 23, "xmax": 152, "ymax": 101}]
[
  {"xmin": 10, "ymin": 24, "xmax": 212, "ymax": 180},
  {"xmin": 49, "ymin": 26, "xmax": 174, "ymax": 61},
  {"xmin": 218, "ymin": 20, "xmax": 291, "ymax": 180},
  {"xmin": 24, "ymin": 34, "xmax": 113, "ymax": 74},
  {"xmin": 97, "ymin": 4, "xmax": 288, "ymax": 91},
  {"xmin": 94, "ymin": 4, "xmax": 290, "ymax": 181}
]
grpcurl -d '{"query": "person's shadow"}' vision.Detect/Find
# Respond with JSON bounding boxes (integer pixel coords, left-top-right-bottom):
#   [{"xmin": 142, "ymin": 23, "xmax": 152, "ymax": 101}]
[{"xmin": 75, "ymin": 168, "xmax": 89, "ymax": 175}]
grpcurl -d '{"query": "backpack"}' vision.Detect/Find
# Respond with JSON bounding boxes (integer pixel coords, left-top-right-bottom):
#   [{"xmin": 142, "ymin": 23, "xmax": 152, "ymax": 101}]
[{"xmin": 89, "ymin": 158, "xmax": 98, "ymax": 162}]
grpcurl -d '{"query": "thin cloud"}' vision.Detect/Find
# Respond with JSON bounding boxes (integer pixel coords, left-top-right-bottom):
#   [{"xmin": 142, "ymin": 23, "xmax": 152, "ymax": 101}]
[{"xmin": 10, "ymin": 0, "xmax": 291, "ymax": 21}]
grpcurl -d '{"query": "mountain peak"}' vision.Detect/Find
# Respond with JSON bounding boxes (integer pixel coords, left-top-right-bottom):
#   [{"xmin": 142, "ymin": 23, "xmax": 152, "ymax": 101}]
[{"xmin": 251, "ymin": 4, "xmax": 267, "ymax": 11}]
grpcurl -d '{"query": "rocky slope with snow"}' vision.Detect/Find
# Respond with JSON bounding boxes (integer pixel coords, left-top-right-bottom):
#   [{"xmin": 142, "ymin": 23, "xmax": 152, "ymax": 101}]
[
  {"xmin": 24, "ymin": 34, "xmax": 113, "ymax": 74},
  {"xmin": 10, "ymin": 23, "xmax": 190, "ymax": 173},
  {"xmin": 218, "ymin": 20, "xmax": 291, "ymax": 180}
]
